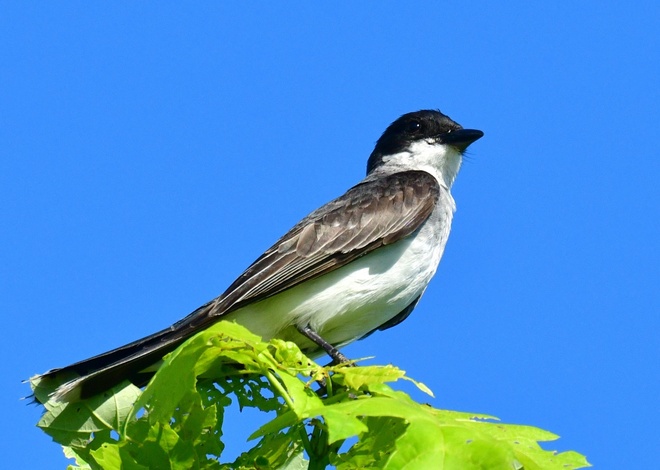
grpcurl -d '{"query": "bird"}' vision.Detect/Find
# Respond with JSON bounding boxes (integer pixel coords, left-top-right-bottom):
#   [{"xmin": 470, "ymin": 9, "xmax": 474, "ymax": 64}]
[{"xmin": 34, "ymin": 109, "xmax": 483, "ymax": 404}]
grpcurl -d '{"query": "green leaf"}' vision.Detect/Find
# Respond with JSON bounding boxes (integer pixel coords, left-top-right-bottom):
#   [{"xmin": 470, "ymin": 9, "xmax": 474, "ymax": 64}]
[
  {"xmin": 384, "ymin": 421, "xmax": 516, "ymax": 470},
  {"xmin": 63, "ymin": 446, "xmax": 93, "ymax": 469},
  {"xmin": 272, "ymin": 370, "xmax": 324, "ymax": 417},
  {"xmin": 277, "ymin": 451, "xmax": 309, "ymax": 470},
  {"xmin": 90, "ymin": 443, "xmax": 150, "ymax": 470},
  {"xmin": 248, "ymin": 409, "xmax": 299, "ymax": 441},
  {"xmin": 234, "ymin": 426, "xmax": 307, "ymax": 469},
  {"xmin": 336, "ymin": 364, "xmax": 406, "ymax": 390},
  {"xmin": 37, "ymin": 382, "xmax": 141, "ymax": 436},
  {"xmin": 131, "ymin": 333, "xmax": 208, "ymax": 425},
  {"xmin": 333, "ymin": 417, "xmax": 408, "ymax": 469},
  {"xmin": 319, "ymin": 408, "xmax": 368, "ymax": 444},
  {"xmin": 127, "ymin": 421, "xmax": 196, "ymax": 470},
  {"xmin": 32, "ymin": 321, "xmax": 590, "ymax": 469}
]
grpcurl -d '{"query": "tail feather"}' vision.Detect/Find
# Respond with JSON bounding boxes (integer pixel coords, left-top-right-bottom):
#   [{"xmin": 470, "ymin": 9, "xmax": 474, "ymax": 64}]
[{"xmin": 35, "ymin": 302, "xmax": 219, "ymax": 403}]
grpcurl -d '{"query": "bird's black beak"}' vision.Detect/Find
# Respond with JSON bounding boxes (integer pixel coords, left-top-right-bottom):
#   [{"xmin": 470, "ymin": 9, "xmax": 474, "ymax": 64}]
[{"xmin": 441, "ymin": 129, "xmax": 484, "ymax": 152}]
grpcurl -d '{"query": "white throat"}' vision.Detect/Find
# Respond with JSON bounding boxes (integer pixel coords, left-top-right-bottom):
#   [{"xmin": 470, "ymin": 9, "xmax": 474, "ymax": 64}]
[{"xmin": 378, "ymin": 140, "xmax": 463, "ymax": 190}]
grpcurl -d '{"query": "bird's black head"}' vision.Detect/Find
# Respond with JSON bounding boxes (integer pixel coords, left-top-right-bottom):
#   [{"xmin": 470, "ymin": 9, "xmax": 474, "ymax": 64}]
[{"xmin": 367, "ymin": 110, "xmax": 483, "ymax": 175}]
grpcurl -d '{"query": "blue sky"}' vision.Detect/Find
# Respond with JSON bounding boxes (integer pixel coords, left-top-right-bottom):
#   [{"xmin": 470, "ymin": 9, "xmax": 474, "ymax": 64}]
[{"xmin": 2, "ymin": 3, "xmax": 658, "ymax": 468}]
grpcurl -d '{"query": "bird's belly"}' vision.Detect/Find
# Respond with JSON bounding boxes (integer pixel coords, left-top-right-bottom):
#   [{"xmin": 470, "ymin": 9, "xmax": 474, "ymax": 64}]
[{"xmin": 225, "ymin": 222, "xmax": 447, "ymax": 354}]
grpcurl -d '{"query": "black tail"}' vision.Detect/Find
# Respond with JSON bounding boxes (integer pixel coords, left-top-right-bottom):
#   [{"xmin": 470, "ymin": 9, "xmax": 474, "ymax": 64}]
[{"xmin": 35, "ymin": 301, "xmax": 218, "ymax": 403}]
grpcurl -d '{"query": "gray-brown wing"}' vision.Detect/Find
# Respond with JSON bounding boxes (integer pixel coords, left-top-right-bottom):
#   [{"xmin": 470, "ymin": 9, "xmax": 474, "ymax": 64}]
[
  {"xmin": 196, "ymin": 170, "xmax": 441, "ymax": 320},
  {"xmin": 38, "ymin": 171, "xmax": 440, "ymax": 401}
]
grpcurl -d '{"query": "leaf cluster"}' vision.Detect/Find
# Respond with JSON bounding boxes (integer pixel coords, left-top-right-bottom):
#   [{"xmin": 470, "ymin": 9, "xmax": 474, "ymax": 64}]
[{"xmin": 32, "ymin": 322, "xmax": 590, "ymax": 469}]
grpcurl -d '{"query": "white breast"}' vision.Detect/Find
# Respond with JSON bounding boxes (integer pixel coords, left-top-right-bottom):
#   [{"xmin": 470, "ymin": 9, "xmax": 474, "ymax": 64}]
[{"xmin": 225, "ymin": 189, "xmax": 455, "ymax": 355}]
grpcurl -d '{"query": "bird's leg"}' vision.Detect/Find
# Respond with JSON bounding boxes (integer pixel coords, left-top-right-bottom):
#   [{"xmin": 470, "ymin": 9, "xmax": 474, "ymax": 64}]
[
  {"xmin": 296, "ymin": 324, "xmax": 355, "ymax": 398},
  {"xmin": 296, "ymin": 324, "xmax": 352, "ymax": 365}
]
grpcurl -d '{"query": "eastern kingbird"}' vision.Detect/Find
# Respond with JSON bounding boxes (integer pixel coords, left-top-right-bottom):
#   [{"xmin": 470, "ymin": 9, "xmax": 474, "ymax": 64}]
[{"xmin": 35, "ymin": 110, "xmax": 483, "ymax": 403}]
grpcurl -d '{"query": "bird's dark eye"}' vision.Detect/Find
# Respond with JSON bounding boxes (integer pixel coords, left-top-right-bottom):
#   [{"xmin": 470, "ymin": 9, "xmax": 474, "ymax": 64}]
[{"xmin": 406, "ymin": 120, "xmax": 422, "ymax": 133}]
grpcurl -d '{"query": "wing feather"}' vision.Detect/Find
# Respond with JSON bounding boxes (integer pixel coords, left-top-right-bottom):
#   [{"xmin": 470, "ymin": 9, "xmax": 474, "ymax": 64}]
[
  {"xmin": 179, "ymin": 170, "xmax": 440, "ymax": 329},
  {"xmin": 38, "ymin": 171, "xmax": 442, "ymax": 401}
]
